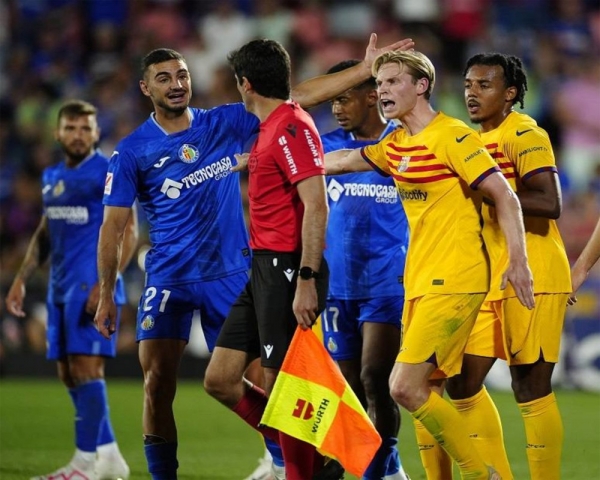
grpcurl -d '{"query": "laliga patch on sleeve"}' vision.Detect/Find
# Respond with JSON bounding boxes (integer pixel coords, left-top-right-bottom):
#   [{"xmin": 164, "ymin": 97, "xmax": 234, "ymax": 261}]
[{"xmin": 104, "ymin": 172, "xmax": 113, "ymax": 195}]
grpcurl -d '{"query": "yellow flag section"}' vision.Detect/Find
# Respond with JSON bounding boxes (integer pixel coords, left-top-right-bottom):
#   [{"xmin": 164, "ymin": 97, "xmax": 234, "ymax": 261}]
[{"xmin": 261, "ymin": 327, "xmax": 381, "ymax": 478}]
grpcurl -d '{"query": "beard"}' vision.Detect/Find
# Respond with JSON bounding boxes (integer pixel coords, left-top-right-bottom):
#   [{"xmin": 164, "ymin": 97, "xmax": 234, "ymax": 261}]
[
  {"xmin": 62, "ymin": 144, "xmax": 92, "ymax": 164},
  {"xmin": 155, "ymin": 95, "xmax": 189, "ymax": 114}
]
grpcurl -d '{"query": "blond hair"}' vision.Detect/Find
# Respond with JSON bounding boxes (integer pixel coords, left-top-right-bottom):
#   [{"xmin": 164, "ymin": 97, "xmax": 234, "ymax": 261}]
[{"xmin": 372, "ymin": 51, "xmax": 436, "ymax": 99}]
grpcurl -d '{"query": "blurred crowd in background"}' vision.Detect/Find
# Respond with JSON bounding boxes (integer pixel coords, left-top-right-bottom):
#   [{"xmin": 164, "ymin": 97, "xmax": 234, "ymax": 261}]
[{"xmin": 0, "ymin": 0, "xmax": 599, "ymax": 368}]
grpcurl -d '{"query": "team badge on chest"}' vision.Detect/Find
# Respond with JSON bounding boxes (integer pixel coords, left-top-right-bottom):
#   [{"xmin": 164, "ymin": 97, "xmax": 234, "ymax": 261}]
[
  {"xmin": 53, "ymin": 180, "xmax": 65, "ymax": 197},
  {"xmin": 398, "ymin": 156, "xmax": 410, "ymax": 173},
  {"xmin": 178, "ymin": 144, "xmax": 200, "ymax": 164}
]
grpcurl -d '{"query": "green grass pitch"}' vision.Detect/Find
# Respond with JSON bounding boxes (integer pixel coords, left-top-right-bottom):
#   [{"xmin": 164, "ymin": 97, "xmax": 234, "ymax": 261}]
[{"xmin": 1, "ymin": 378, "xmax": 598, "ymax": 479}]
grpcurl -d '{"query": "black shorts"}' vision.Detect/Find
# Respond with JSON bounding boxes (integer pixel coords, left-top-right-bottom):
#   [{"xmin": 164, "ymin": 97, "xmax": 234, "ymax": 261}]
[{"xmin": 216, "ymin": 251, "xmax": 329, "ymax": 368}]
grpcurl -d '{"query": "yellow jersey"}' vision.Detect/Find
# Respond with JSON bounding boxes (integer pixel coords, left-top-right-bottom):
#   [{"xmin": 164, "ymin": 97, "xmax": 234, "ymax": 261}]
[
  {"xmin": 480, "ymin": 111, "xmax": 571, "ymax": 299},
  {"xmin": 362, "ymin": 112, "xmax": 500, "ymax": 300}
]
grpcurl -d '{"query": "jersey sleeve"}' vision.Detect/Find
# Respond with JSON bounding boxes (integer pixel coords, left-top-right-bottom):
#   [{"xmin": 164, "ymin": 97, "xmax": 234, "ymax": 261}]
[
  {"xmin": 274, "ymin": 120, "xmax": 325, "ymax": 185},
  {"xmin": 361, "ymin": 132, "xmax": 395, "ymax": 176},
  {"xmin": 446, "ymin": 129, "xmax": 500, "ymax": 188},
  {"xmin": 507, "ymin": 127, "xmax": 557, "ymax": 181},
  {"xmin": 219, "ymin": 103, "xmax": 260, "ymax": 143},
  {"xmin": 103, "ymin": 148, "xmax": 138, "ymax": 207}
]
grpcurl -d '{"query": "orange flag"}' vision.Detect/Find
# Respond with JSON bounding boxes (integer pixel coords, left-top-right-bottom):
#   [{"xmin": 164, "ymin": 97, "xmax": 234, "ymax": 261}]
[{"xmin": 260, "ymin": 327, "xmax": 382, "ymax": 478}]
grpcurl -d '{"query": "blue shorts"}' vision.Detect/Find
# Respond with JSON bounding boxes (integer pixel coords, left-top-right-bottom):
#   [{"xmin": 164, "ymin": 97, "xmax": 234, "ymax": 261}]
[
  {"xmin": 321, "ymin": 296, "xmax": 403, "ymax": 361},
  {"xmin": 46, "ymin": 299, "xmax": 120, "ymax": 360},
  {"xmin": 136, "ymin": 272, "xmax": 248, "ymax": 351}
]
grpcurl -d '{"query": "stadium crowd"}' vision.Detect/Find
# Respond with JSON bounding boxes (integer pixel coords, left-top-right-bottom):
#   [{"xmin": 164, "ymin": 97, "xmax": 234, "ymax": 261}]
[{"xmin": 0, "ymin": 0, "xmax": 599, "ymax": 361}]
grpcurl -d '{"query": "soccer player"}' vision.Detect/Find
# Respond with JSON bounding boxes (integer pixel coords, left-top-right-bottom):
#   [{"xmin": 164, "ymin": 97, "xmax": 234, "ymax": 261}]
[
  {"xmin": 95, "ymin": 36, "xmax": 414, "ymax": 479},
  {"xmin": 569, "ymin": 215, "xmax": 600, "ymax": 305},
  {"xmin": 320, "ymin": 59, "xmax": 409, "ymax": 480},
  {"xmin": 441, "ymin": 53, "xmax": 573, "ymax": 480},
  {"xmin": 5, "ymin": 100, "xmax": 137, "ymax": 480},
  {"xmin": 324, "ymin": 50, "xmax": 535, "ymax": 480}
]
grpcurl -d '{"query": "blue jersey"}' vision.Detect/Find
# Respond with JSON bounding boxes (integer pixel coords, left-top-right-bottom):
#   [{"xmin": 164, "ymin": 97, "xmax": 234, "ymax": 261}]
[
  {"xmin": 104, "ymin": 104, "xmax": 258, "ymax": 285},
  {"xmin": 43, "ymin": 152, "xmax": 126, "ymax": 304},
  {"xmin": 323, "ymin": 122, "xmax": 408, "ymax": 299}
]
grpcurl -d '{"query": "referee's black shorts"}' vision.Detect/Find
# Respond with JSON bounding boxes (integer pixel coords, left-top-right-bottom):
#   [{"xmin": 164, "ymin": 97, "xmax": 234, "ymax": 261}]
[{"xmin": 216, "ymin": 251, "xmax": 329, "ymax": 369}]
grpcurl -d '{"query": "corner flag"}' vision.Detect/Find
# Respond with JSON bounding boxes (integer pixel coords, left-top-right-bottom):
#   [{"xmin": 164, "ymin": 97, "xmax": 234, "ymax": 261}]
[{"xmin": 260, "ymin": 327, "xmax": 382, "ymax": 477}]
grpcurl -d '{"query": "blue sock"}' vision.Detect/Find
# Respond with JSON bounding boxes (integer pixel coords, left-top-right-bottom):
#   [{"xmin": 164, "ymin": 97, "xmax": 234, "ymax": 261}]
[
  {"xmin": 73, "ymin": 380, "xmax": 107, "ymax": 452},
  {"xmin": 96, "ymin": 404, "xmax": 116, "ymax": 445},
  {"xmin": 144, "ymin": 442, "xmax": 179, "ymax": 480},
  {"xmin": 265, "ymin": 437, "xmax": 284, "ymax": 467},
  {"xmin": 384, "ymin": 438, "xmax": 401, "ymax": 476},
  {"xmin": 363, "ymin": 436, "xmax": 400, "ymax": 480}
]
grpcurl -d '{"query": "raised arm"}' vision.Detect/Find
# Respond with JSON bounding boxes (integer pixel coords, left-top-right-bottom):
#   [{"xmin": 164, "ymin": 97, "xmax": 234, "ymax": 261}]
[
  {"xmin": 292, "ymin": 34, "xmax": 414, "ymax": 109},
  {"xmin": 95, "ymin": 205, "xmax": 133, "ymax": 338},
  {"xmin": 478, "ymin": 172, "xmax": 535, "ymax": 309},
  {"xmin": 293, "ymin": 175, "xmax": 328, "ymax": 330},
  {"xmin": 569, "ymin": 216, "xmax": 600, "ymax": 305},
  {"xmin": 5, "ymin": 216, "xmax": 50, "ymax": 317}
]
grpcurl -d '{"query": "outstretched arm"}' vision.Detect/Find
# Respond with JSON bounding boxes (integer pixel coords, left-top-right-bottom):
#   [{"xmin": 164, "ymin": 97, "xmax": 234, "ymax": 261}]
[
  {"xmin": 569, "ymin": 216, "xmax": 600, "ymax": 305},
  {"xmin": 292, "ymin": 34, "xmax": 414, "ymax": 109},
  {"xmin": 95, "ymin": 205, "xmax": 132, "ymax": 338},
  {"xmin": 478, "ymin": 172, "xmax": 535, "ymax": 309},
  {"xmin": 325, "ymin": 148, "xmax": 373, "ymax": 175}
]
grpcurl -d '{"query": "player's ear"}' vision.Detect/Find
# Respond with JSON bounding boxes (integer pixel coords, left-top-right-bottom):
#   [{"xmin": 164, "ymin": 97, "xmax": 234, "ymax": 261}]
[
  {"xmin": 242, "ymin": 77, "xmax": 253, "ymax": 94},
  {"xmin": 416, "ymin": 77, "xmax": 429, "ymax": 96},
  {"xmin": 367, "ymin": 89, "xmax": 379, "ymax": 107},
  {"xmin": 505, "ymin": 85, "xmax": 517, "ymax": 103},
  {"xmin": 139, "ymin": 79, "xmax": 151, "ymax": 97}
]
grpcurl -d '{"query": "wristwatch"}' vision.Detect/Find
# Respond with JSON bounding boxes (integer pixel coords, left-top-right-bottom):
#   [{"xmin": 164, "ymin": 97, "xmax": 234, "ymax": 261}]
[{"xmin": 299, "ymin": 266, "xmax": 320, "ymax": 280}]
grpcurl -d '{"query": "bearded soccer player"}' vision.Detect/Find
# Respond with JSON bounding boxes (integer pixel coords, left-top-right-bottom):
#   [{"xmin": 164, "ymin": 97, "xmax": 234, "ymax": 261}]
[
  {"xmin": 324, "ymin": 50, "xmax": 535, "ymax": 480},
  {"xmin": 6, "ymin": 100, "xmax": 137, "ymax": 480}
]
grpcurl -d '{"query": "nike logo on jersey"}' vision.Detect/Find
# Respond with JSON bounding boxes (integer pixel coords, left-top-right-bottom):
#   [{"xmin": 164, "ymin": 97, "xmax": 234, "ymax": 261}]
[
  {"xmin": 456, "ymin": 133, "xmax": 471, "ymax": 143},
  {"xmin": 516, "ymin": 129, "xmax": 532, "ymax": 136},
  {"xmin": 42, "ymin": 184, "xmax": 52, "ymax": 194},
  {"xmin": 264, "ymin": 345, "xmax": 274, "ymax": 358},
  {"xmin": 284, "ymin": 269, "xmax": 295, "ymax": 282},
  {"xmin": 510, "ymin": 349, "xmax": 522, "ymax": 359},
  {"xmin": 154, "ymin": 156, "xmax": 170, "ymax": 168}
]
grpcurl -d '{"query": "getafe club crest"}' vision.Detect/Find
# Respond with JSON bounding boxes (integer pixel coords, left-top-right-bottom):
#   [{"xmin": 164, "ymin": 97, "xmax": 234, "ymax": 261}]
[
  {"xmin": 178, "ymin": 144, "xmax": 200, "ymax": 164},
  {"xmin": 141, "ymin": 315, "xmax": 155, "ymax": 331},
  {"xmin": 398, "ymin": 156, "xmax": 410, "ymax": 172},
  {"xmin": 53, "ymin": 180, "xmax": 65, "ymax": 197}
]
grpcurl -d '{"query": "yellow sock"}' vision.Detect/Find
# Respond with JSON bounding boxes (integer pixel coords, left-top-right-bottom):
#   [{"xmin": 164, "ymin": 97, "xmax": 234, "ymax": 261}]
[
  {"xmin": 413, "ymin": 418, "xmax": 453, "ymax": 480},
  {"xmin": 519, "ymin": 392, "xmax": 563, "ymax": 480},
  {"xmin": 412, "ymin": 391, "xmax": 488, "ymax": 480},
  {"xmin": 451, "ymin": 386, "xmax": 513, "ymax": 479}
]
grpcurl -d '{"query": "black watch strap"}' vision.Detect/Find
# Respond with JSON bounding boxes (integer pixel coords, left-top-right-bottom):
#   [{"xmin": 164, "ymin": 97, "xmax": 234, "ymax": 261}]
[{"xmin": 299, "ymin": 266, "xmax": 320, "ymax": 280}]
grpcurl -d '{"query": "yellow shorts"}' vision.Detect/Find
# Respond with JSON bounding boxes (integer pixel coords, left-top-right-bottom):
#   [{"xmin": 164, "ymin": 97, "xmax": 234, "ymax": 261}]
[
  {"xmin": 503, "ymin": 293, "xmax": 568, "ymax": 366},
  {"xmin": 464, "ymin": 300, "xmax": 506, "ymax": 360},
  {"xmin": 398, "ymin": 293, "xmax": 486, "ymax": 379}
]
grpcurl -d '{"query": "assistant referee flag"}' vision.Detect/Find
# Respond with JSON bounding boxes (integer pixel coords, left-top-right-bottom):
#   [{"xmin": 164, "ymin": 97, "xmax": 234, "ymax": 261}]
[{"xmin": 261, "ymin": 327, "xmax": 381, "ymax": 477}]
